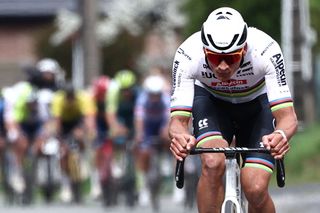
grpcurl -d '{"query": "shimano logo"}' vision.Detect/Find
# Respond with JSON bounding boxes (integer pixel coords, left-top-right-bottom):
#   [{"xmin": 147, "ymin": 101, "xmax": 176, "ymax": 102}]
[
  {"xmin": 171, "ymin": 60, "xmax": 180, "ymax": 95},
  {"xmin": 177, "ymin": 48, "xmax": 191, "ymax": 60}
]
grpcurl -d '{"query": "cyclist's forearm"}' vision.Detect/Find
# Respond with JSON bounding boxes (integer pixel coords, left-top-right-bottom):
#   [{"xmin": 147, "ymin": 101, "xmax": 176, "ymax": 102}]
[
  {"xmin": 272, "ymin": 107, "xmax": 298, "ymax": 140},
  {"xmin": 168, "ymin": 116, "xmax": 191, "ymax": 139},
  {"xmin": 134, "ymin": 118, "xmax": 144, "ymax": 141}
]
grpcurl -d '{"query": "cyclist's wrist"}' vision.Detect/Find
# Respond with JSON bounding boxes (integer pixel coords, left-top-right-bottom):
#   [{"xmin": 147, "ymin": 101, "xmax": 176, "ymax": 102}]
[{"xmin": 274, "ymin": 129, "xmax": 287, "ymax": 141}]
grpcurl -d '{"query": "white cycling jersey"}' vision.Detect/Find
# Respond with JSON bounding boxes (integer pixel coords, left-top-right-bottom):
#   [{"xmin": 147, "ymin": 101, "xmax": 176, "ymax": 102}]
[{"xmin": 170, "ymin": 27, "xmax": 293, "ymax": 117}]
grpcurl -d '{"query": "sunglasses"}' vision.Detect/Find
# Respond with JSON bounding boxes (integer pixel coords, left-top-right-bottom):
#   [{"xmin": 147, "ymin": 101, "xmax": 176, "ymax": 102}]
[{"xmin": 204, "ymin": 47, "xmax": 244, "ymax": 66}]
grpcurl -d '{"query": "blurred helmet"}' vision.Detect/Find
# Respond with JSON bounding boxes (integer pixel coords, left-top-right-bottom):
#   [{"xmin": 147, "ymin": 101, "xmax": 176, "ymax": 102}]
[
  {"xmin": 93, "ymin": 75, "xmax": 110, "ymax": 101},
  {"xmin": 36, "ymin": 58, "xmax": 61, "ymax": 75},
  {"xmin": 114, "ymin": 70, "xmax": 136, "ymax": 89},
  {"xmin": 201, "ymin": 7, "xmax": 247, "ymax": 53},
  {"xmin": 143, "ymin": 75, "xmax": 165, "ymax": 94}
]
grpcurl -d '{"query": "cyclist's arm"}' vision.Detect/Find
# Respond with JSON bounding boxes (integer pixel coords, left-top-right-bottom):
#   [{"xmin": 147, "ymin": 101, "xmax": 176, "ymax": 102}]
[
  {"xmin": 262, "ymin": 106, "xmax": 297, "ymax": 159},
  {"xmin": 105, "ymin": 82, "xmax": 127, "ymax": 137},
  {"xmin": 159, "ymin": 93, "xmax": 171, "ymax": 142},
  {"xmin": 272, "ymin": 107, "xmax": 297, "ymax": 141},
  {"xmin": 169, "ymin": 115, "xmax": 196, "ymax": 161},
  {"xmin": 169, "ymin": 39, "xmax": 200, "ymax": 160},
  {"xmin": 261, "ymin": 40, "xmax": 298, "ymax": 159},
  {"xmin": 78, "ymin": 91, "xmax": 97, "ymax": 140},
  {"xmin": 133, "ymin": 92, "xmax": 146, "ymax": 143}
]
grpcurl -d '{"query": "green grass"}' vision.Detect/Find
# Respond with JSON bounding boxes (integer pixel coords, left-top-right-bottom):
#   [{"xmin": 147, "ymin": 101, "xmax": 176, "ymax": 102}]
[{"xmin": 272, "ymin": 122, "xmax": 320, "ymax": 185}]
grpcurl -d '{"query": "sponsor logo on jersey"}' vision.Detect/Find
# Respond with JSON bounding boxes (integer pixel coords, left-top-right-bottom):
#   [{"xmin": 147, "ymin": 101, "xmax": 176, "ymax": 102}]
[
  {"xmin": 177, "ymin": 48, "xmax": 192, "ymax": 60},
  {"xmin": 261, "ymin": 41, "xmax": 275, "ymax": 56},
  {"xmin": 201, "ymin": 71, "xmax": 216, "ymax": 79},
  {"xmin": 203, "ymin": 63, "xmax": 210, "ymax": 69},
  {"xmin": 171, "ymin": 60, "xmax": 180, "ymax": 95},
  {"xmin": 270, "ymin": 53, "xmax": 287, "ymax": 86},
  {"xmin": 237, "ymin": 61, "xmax": 254, "ymax": 77},
  {"xmin": 211, "ymin": 79, "xmax": 247, "ymax": 87},
  {"xmin": 240, "ymin": 61, "xmax": 251, "ymax": 68}
]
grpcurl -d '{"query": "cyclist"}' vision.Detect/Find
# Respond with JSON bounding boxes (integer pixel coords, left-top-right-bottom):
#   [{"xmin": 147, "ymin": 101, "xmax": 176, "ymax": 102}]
[
  {"xmin": 106, "ymin": 69, "xmax": 139, "ymax": 206},
  {"xmin": 134, "ymin": 74, "xmax": 170, "ymax": 206},
  {"xmin": 51, "ymin": 82, "xmax": 96, "ymax": 203},
  {"xmin": 169, "ymin": 7, "xmax": 298, "ymax": 213},
  {"xmin": 89, "ymin": 75, "xmax": 112, "ymax": 201},
  {"xmin": 3, "ymin": 61, "xmax": 63, "ymax": 203}
]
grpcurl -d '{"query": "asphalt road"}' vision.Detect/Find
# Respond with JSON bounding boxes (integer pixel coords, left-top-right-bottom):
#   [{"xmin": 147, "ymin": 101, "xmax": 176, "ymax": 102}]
[{"xmin": 0, "ymin": 184, "xmax": 319, "ymax": 213}]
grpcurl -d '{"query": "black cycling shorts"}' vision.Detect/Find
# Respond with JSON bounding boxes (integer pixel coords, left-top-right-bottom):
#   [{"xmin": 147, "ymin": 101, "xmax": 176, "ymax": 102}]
[{"xmin": 192, "ymin": 85, "xmax": 275, "ymax": 173}]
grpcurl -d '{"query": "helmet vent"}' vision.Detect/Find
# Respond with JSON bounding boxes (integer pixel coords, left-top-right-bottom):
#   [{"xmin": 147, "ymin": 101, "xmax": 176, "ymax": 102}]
[
  {"xmin": 217, "ymin": 15, "xmax": 229, "ymax": 20},
  {"xmin": 201, "ymin": 26, "xmax": 209, "ymax": 46},
  {"xmin": 237, "ymin": 25, "xmax": 247, "ymax": 46}
]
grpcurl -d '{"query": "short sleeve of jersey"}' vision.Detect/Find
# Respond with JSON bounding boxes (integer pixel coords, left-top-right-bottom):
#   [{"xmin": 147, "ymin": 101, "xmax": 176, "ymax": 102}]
[
  {"xmin": 256, "ymin": 30, "xmax": 294, "ymax": 112},
  {"xmin": 134, "ymin": 91, "xmax": 147, "ymax": 120},
  {"xmin": 170, "ymin": 32, "xmax": 201, "ymax": 117},
  {"xmin": 12, "ymin": 82, "xmax": 33, "ymax": 122},
  {"xmin": 51, "ymin": 91, "xmax": 64, "ymax": 118},
  {"xmin": 78, "ymin": 90, "xmax": 96, "ymax": 116}
]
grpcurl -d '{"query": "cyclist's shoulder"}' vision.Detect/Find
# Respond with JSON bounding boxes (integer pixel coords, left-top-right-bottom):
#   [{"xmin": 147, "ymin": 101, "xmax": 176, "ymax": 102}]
[
  {"xmin": 106, "ymin": 79, "xmax": 121, "ymax": 98},
  {"xmin": 52, "ymin": 89, "xmax": 65, "ymax": 100},
  {"xmin": 247, "ymin": 27, "xmax": 274, "ymax": 41},
  {"xmin": 176, "ymin": 31, "xmax": 203, "ymax": 59},
  {"xmin": 76, "ymin": 89, "xmax": 95, "ymax": 105},
  {"xmin": 76, "ymin": 89, "xmax": 90, "ymax": 99},
  {"xmin": 247, "ymin": 27, "xmax": 281, "ymax": 53},
  {"xmin": 181, "ymin": 31, "xmax": 202, "ymax": 46}
]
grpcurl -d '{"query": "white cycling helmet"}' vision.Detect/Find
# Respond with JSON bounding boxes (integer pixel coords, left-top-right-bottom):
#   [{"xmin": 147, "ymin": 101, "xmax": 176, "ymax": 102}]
[
  {"xmin": 201, "ymin": 7, "xmax": 247, "ymax": 53},
  {"xmin": 143, "ymin": 75, "xmax": 165, "ymax": 94},
  {"xmin": 36, "ymin": 58, "xmax": 61, "ymax": 74}
]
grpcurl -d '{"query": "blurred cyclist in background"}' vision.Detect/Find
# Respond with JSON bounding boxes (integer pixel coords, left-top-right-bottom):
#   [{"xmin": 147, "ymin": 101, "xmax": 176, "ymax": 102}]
[
  {"xmin": 89, "ymin": 75, "xmax": 112, "ymax": 202},
  {"xmin": 107, "ymin": 70, "xmax": 138, "ymax": 140},
  {"xmin": 51, "ymin": 82, "xmax": 96, "ymax": 203},
  {"xmin": 2, "ymin": 58, "xmax": 63, "ymax": 204},
  {"xmin": 106, "ymin": 69, "xmax": 139, "ymax": 206},
  {"xmin": 134, "ymin": 73, "xmax": 170, "ymax": 207}
]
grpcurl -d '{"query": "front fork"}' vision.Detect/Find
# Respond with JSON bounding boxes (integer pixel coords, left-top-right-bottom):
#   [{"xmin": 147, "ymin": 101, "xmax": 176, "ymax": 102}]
[{"xmin": 221, "ymin": 157, "xmax": 242, "ymax": 213}]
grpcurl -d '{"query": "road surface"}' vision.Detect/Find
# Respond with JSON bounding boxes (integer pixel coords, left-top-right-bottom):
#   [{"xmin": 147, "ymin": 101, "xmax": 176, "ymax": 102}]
[{"xmin": 0, "ymin": 184, "xmax": 319, "ymax": 213}]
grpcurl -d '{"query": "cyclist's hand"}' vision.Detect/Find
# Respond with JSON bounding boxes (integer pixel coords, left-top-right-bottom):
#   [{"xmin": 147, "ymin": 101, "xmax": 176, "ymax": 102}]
[
  {"xmin": 262, "ymin": 131, "xmax": 289, "ymax": 160},
  {"xmin": 170, "ymin": 133, "xmax": 196, "ymax": 161}
]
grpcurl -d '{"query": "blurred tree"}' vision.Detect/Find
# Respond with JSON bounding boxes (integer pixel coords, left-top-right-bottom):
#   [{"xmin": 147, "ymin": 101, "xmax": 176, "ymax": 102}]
[
  {"xmin": 97, "ymin": 0, "xmax": 186, "ymax": 75},
  {"xmin": 310, "ymin": 0, "xmax": 320, "ymax": 52},
  {"xmin": 35, "ymin": 0, "xmax": 187, "ymax": 80},
  {"xmin": 182, "ymin": 0, "xmax": 281, "ymax": 42},
  {"xmin": 101, "ymin": 30, "xmax": 144, "ymax": 77},
  {"xmin": 35, "ymin": 25, "xmax": 72, "ymax": 78}
]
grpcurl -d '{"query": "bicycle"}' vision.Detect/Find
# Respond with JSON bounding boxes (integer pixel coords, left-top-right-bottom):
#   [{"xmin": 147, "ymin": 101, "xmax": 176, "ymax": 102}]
[
  {"xmin": 36, "ymin": 136, "xmax": 61, "ymax": 203},
  {"xmin": 175, "ymin": 147, "xmax": 285, "ymax": 213}
]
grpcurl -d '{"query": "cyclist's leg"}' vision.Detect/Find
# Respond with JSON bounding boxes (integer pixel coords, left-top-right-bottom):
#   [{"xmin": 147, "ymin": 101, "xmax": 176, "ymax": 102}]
[
  {"xmin": 234, "ymin": 94, "xmax": 276, "ymax": 213},
  {"xmin": 58, "ymin": 121, "xmax": 74, "ymax": 202},
  {"xmin": 192, "ymin": 86, "xmax": 234, "ymax": 213},
  {"xmin": 136, "ymin": 136, "xmax": 156, "ymax": 206}
]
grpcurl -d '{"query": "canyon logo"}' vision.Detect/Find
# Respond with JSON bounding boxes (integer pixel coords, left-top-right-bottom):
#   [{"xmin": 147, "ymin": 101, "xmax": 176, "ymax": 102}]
[{"xmin": 211, "ymin": 79, "xmax": 247, "ymax": 87}]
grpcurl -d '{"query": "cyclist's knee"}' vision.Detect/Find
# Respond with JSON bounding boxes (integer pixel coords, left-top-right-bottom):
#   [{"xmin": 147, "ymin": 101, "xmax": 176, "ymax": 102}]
[
  {"xmin": 199, "ymin": 139, "xmax": 227, "ymax": 178},
  {"xmin": 243, "ymin": 175, "xmax": 270, "ymax": 208},
  {"xmin": 201, "ymin": 154, "xmax": 225, "ymax": 178}
]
